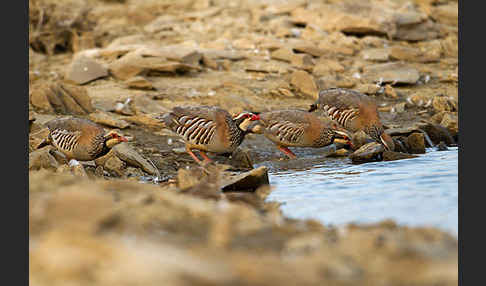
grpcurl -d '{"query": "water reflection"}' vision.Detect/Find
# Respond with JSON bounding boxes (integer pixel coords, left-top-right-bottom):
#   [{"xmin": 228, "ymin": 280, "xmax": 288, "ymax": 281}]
[{"xmin": 259, "ymin": 147, "xmax": 458, "ymax": 236}]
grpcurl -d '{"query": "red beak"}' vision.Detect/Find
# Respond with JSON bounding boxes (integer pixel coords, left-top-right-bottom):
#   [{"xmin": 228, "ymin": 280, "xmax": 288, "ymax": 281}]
[
  {"xmin": 251, "ymin": 114, "xmax": 260, "ymax": 120},
  {"xmin": 120, "ymin": 136, "xmax": 128, "ymax": 142}
]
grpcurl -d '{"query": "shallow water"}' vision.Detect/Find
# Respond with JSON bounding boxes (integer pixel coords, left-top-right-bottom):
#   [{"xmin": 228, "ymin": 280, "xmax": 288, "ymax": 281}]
[{"xmin": 260, "ymin": 147, "xmax": 458, "ymax": 236}]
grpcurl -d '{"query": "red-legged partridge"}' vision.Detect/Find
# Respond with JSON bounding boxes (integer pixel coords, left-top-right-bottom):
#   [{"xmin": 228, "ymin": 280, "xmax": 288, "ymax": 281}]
[
  {"xmin": 309, "ymin": 88, "xmax": 395, "ymax": 151},
  {"xmin": 248, "ymin": 110, "xmax": 352, "ymax": 159},
  {"xmin": 162, "ymin": 106, "xmax": 258, "ymax": 164},
  {"xmin": 41, "ymin": 117, "xmax": 128, "ymax": 161}
]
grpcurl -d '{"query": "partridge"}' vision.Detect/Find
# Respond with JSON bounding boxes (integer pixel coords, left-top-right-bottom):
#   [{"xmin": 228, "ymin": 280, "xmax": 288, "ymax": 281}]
[
  {"xmin": 40, "ymin": 117, "xmax": 128, "ymax": 161},
  {"xmin": 309, "ymin": 88, "xmax": 395, "ymax": 151},
  {"xmin": 248, "ymin": 110, "xmax": 352, "ymax": 159},
  {"xmin": 162, "ymin": 106, "xmax": 259, "ymax": 164}
]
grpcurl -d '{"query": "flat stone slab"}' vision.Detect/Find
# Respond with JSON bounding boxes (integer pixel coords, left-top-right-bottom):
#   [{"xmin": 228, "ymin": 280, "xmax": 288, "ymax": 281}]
[
  {"xmin": 66, "ymin": 55, "xmax": 108, "ymax": 85},
  {"xmin": 221, "ymin": 166, "xmax": 269, "ymax": 192}
]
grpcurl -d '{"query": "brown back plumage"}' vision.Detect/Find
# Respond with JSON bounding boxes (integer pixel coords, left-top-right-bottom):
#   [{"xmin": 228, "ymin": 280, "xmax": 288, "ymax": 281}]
[
  {"xmin": 313, "ymin": 88, "xmax": 381, "ymax": 132},
  {"xmin": 45, "ymin": 117, "xmax": 109, "ymax": 161},
  {"xmin": 311, "ymin": 88, "xmax": 394, "ymax": 150},
  {"xmin": 256, "ymin": 110, "xmax": 341, "ymax": 148},
  {"xmin": 162, "ymin": 106, "xmax": 247, "ymax": 153}
]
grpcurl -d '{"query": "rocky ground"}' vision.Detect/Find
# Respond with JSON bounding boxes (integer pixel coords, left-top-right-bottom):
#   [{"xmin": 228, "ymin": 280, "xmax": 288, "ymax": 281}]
[{"xmin": 29, "ymin": 0, "xmax": 458, "ymax": 285}]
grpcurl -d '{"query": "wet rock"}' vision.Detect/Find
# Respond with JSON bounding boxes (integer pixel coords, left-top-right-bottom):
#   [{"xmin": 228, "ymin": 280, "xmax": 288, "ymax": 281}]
[
  {"xmin": 417, "ymin": 122, "xmax": 455, "ymax": 146},
  {"xmin": 88, "ymin": 111, "xmax": 130, "ymax": 129},
  {"xmin": 326, "ymin": 148, "xmax": 351, "ymax": 158},
  {"xmin": 65, "ymin": 55, "xmax": 108, "ymax": 85},
  {"xmin": 391, "ymin": 137, "xmax": 409, "ymax": 153},
  {"xmin": 383, "ymin": 151, "xmax": 419, "ymax": 161},
  {"xmin": 332, "ymin": 139, "xmax": 351, "ymax": 151},
  {"xmin": 124, "ymin": 76, "xmax": 154, "ymax": 90},
  {"xmin": 362, "ymin": 48, "xmax": 390, "ymax": 62},
  {"xmin": 386, "ymin": 126, "xmax": 434, "ymax": 148},
  {"xmin": 351, "ymin": 130, "xmax": 375, "ymax": 150},
  {"xmin": 349, "ymin": 142, "xmax": 385, "ymax": 164},
  {"xmin": 363, "ymin": 62, "xmax": 420, "ymax": 85},
  {"xmin": 436, "ymin": 141, "xmax": 449, "ymax": 151},
  {"xmin": 290, "ymin": 70, "xmax": 318, "ymax": 99},
  {"xmin": 30, "ymin": 83, "xmax": 95, "ymax": 115},
  {"xmin": 440, "ymin": 112, "xmax": 458, "ymax": 138},
  {"xmin": 406, "ymin": 133, "xmax": 426, "ymax": 154},
  {"xmin": 112, "ymin": 143, "xmax": 159, "ymax": 176},
  {"xmin": 221, "ymin": 166, "xmax": 269, "ymax": 192},
  {"xmin": 29, "ymin": 146, "xmax": 60, "ymax": 171}
]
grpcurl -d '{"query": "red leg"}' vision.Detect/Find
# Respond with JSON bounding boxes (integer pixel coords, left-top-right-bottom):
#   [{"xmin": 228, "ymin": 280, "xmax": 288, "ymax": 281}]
[
  {"xmin": 277, "ymin": 145, "xmax": 297, "ymax": 159},
  {"xmin": 199, "ymin": 151, "xmax": 212, "ymax": 163},
  {"xmin": 185, "ymin": 145, "xmax": 202, "ymax": 164}
]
